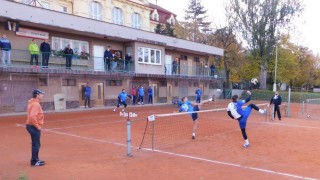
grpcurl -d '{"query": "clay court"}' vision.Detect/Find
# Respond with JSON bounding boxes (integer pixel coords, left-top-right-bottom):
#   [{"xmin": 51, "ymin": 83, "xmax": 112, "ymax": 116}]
[{"xmin": 1, "ymin": 100, "xmax": 320, "ymax": 180}]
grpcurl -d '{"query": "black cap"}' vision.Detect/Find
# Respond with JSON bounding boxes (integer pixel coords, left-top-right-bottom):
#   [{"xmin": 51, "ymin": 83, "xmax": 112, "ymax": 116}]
[{"xmin": 33, "ymin": 89, "xmax": 45, "ymax": 96}]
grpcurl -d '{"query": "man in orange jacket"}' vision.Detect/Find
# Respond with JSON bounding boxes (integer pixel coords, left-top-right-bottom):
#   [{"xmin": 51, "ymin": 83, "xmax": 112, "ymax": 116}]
[{"xmin": 26, "ymin": 89, "xmax": 45, "ymax": 166}]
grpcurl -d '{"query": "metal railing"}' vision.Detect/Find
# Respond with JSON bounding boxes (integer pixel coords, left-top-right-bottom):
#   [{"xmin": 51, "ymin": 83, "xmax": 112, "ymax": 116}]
[
  {"xmin": 1, "ymin": 49, "xmax": 226, "ymax": 78},
  {"xmin": 164, "ymin": 63, "xmax": 225, "ymax": 78}
]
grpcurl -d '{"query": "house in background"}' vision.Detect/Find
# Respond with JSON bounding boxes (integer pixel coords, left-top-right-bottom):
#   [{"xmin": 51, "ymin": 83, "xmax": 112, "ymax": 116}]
[{"xmin": 0, "ymin": 0, "xmax": 224, "ymax": 113}]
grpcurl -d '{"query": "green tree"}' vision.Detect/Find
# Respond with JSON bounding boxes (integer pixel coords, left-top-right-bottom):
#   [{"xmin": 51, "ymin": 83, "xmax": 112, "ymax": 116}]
[
  {"xmin": 184, "ymin": 0, "xmax": 211, "ymax": 43},
  {"xmin": 154, "ymin": 23, "xmax": 176, "ymax": 37},
  {"xmin": 228, "ymin": 0, "xmax": 303, "ymax": 89}
]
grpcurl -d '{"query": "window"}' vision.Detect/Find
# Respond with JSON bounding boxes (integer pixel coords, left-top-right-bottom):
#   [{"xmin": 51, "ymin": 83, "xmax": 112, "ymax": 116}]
[
  {"xmin": 39, "ymin": 78, "xmax": 48, "ymax": 86},
  {"xmin": 132, "ymin": 12, "xmax": 141, "ymax": 29},
  {"xmin": 193, "ymin": 57, "xmax": 200, "ymax": 62},
  {"xmin": 159, "ymin": 81, "xmax": 167, "ymax": 87},
  {"xmin": 170, "ymin": 18, "xmax": 175, "ymax": 25},
  {"xmin": 59, "ymin": 6, "xmax": 67, "ymax": 13},
  {"xmin": 137, "ymin": 47, "xmax": 161, "ymax": 65},
  {"xmin": 42, "ymin": 2, "xmax": 50, "ymax": 9},
  {"xmin": 180, "ymin": 55, "xmax": 188, "ymax": 60},
  {"xmin": 62, "ymin": 79, "xmax": 76, "ymax": 86},
  {"xmin": 153, "ymin": 13, "xmax": 158, "ymax": 21},
  {"xmin": 106, "ymin": 80, "xmax": 122, "ymax": 86},
  {"xmin": 113, "ymin": 7, "xmax": 123, "ymax": 25},
  {"xmin": 91, "ymin": 1, "xmax": 102, "ymax": 20},
  {"xmin": 52, "ymin": 37, "xmax": 89, "ymax": 55},
  {"xmin": 21, "ymin": 0, "xmax": 29, "ymax": 4}
]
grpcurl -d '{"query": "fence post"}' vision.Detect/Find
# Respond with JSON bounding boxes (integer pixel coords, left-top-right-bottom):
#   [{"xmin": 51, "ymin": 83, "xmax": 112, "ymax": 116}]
[
  {"xmin": 287, "ymin": 87, "xmax": 291, "ymax": 117},
  {"xmin": 126, "ymin": 113, "xmax": 132, "ymax": 157}
]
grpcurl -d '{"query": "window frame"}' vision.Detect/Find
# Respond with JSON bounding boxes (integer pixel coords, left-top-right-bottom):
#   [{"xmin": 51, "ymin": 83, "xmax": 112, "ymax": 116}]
[
  {"xmin": 137, "ymin": 47, "xmax": 161, "ymax": 65},
  {"xmin": 132, "ymin": 12, "xmax": 141, "ymax": 29},
  {"xmin": 113, "ymin": 7, "xmax": 123, "ymax": 25},
  {"xmin": 91, "ymin": 1, "xmax": 102, "ymax": 20}
]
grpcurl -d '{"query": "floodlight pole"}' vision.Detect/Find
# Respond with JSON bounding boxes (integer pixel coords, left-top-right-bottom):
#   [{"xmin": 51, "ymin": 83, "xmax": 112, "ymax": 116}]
[{"xmin": 273, "ymin": 45, "xmax": 278, "ymax": 92}]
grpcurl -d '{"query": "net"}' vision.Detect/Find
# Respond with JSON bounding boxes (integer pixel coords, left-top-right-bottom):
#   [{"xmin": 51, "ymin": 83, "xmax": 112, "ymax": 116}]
[
  {"xmin": 139, "ymin": 103, "xmax": 269, "ymax": 150},
  {"xmin": 301, "ymin": 98, "xmax": 320, "ymax": 119}
]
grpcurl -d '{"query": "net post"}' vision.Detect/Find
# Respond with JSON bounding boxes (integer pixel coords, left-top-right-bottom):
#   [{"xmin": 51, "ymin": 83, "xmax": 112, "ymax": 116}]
[
  {"xmin": 126, "ymin": 113, "xmax": 132, "ymax": 157},
  {"xmin": 287, "ymin": 87, "xmax": 291, "ymax": 117},
  {"xmin": 151, "ymin": 120, "xmax": 155, "ymax": 150}
]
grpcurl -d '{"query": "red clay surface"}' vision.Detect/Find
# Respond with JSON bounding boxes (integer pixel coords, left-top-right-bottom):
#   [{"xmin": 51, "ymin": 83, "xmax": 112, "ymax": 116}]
[{"xmin": 1, "ymin": 100, "xmax": 320, "ymax": 180}]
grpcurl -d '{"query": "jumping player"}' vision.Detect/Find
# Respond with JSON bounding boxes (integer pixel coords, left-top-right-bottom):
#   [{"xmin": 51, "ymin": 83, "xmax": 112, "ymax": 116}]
[
  {"xmin": 113, "ymin": 89, "xmax": 131, "ymax": 112},
  {"xmin": 179, "ymin": 96, "xmax": 214, "ymax": 139},
  {"xmin": 227, "ymin": 91, "xmax": 266, "ymax": 148}
]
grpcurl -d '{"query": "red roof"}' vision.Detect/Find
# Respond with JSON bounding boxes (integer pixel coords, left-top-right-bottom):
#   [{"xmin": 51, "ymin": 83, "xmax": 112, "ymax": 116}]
[{"xmin": 149, "ymin": 3, "xmax": 176, "ymax": 24}]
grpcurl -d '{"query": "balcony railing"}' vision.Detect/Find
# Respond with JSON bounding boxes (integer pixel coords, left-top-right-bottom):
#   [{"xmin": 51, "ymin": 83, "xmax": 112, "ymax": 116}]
[
  {"xmin": 0, "ymin": 49, "xmax": 226, "ymax": 78},
  {"xmin": 164, "ymin": 63, "xmax": 225, "ymax": 78},
  {"xmin": 0, "ymin": 49, "xmax": 135, "ymax": 72}
]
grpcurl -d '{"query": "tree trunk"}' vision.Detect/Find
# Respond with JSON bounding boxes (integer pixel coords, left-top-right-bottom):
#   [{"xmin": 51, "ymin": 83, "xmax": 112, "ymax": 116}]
[{"xmin": 259, "ymin": 64, "xmax": 268, "ymax": 89}]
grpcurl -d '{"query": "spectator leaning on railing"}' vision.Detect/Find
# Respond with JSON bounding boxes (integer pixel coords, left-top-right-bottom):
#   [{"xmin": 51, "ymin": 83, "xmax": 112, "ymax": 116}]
[
  {"xmin": 0, "ymin": 34, "xmax": 12, "ymax": 66},
  {"xmin": 104, "ymin": 46, "xmax": 113, "ymax": 71},
  {"xmin": 40, "ymin": 39, "xmax": 51, "ymax": 68},
  {"xmin": 64, "ymin": 44, "xmax": 74, "ymax": 70},
  {"xmin": 29, "ymin": 39, "xmax": 40, "ymax": 68}
]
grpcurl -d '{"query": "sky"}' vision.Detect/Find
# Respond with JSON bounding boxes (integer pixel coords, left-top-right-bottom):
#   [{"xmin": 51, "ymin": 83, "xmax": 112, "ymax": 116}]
[{"xmin": 149, "ymin": 0, "xmax": 320, "ymax": 55}]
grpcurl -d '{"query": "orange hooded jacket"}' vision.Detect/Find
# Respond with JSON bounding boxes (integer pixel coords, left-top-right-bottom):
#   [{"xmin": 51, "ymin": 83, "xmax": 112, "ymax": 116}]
[{"xmin": 26, "ymin": 98, "xmax": 44, "ymax": 130}]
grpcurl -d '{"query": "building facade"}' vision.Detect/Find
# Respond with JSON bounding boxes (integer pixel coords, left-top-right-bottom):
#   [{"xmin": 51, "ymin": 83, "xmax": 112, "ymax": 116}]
[{"xmin": 0, "ymin": 0, "xmax": 224, "ymax": 113}]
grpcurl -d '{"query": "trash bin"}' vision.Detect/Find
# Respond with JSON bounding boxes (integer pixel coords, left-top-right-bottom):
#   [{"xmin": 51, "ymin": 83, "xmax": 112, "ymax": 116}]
[{"xmin": 54, "ymin": 94, "xmax": 66, "ymax": 111}]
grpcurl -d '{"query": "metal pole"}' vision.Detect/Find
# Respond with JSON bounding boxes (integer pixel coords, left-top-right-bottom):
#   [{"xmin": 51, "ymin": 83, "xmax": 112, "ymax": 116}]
[
  {"xmin": 302, "ymin": 101, "xmax": 305, "ymax": 114},
  {"xmin": 273, "ymin": 45, "xmax": 278, "ymax": 92},
  {"xmin": 126, "ymin": 114, "xmax": 132, "ymax": 157},
  {"xmin": 287, "ymin": 87, "xmax": 291, "ymax": 117}
]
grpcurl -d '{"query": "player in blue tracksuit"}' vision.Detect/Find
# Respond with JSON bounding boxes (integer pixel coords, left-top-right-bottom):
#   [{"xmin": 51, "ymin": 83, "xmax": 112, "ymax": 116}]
[
  {"xmin": 227, "ymin": 91, "xmax": 266, "ymax": 148},
  {"xmin": 179, "ymin": 96, "xmax": 213, "ymax": 139},
  {"xmin": 113, "ymin": 89, "xmax": 131, "ymax": 112},
  {"xmin": 195, "ymin": 87, "xmax": 202, "ymax": 103}
]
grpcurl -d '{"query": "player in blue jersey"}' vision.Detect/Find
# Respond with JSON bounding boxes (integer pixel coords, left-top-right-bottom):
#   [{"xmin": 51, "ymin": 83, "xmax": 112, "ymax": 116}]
[
  {"xmin": 113, "ymin": 89, "xmax": 132, "ymax": 112},
  {"xmin": 227, "ymin": 91, "xmax": 266, "ymax": 148},
  {"xmin": 179, "ymin": 96, "xmax": 214, "ymax": 139}
]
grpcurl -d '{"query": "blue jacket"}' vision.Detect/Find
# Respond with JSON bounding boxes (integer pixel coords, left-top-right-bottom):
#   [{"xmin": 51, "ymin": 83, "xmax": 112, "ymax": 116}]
[
  {"xmin": 270, "ymin": 95, "xmax": 282, "ymax": 106},
  {"xmin": 195, "ymin": 89, "xmax": 202, "ymax": 97},
  {"xmin": 84, "ymin": 86, "xmax": 91, "ymax": 97},
  {"xmin": 40, "ymin": 42, "xmax": 51, "ymax": 53},
  {"xmin": 148, "ymin": 88, "xmax": 152, "ymax": 95},
  {"xmin": 118, "ymin": 92, "xmax": 128, "ymax": 102},
  {"xmin": 138, "ymin": 87, "xmax": 144, "ymax": 96},
  {"xmin": 104, "ymin": 50, "xmax": 113, "ymax": 59},
  {"xmin": 0, "ymin": 37, "xmax": 11, "ymax": 51}
]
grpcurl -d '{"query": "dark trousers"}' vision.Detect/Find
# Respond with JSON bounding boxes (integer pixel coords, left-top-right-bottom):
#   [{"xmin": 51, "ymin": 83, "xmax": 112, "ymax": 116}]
[
  {"xmin": 84, "ymin": 96, "xmax": 91, "ymax": 107},
  {"xmin": 105, "ymin": 59, "xmax": 111, "ymax": 70},
  {"xmin": 66, "ymin": 56, "xmax": 72, "ymax": 69},
  {"xmin": 274, "ymin": 105, "xmax": 281, "ymax": 120},
  {"xmin": 196, "ymin": 97, "xmax": 201, "ymax": 103},
  {"xmin": 30, "ymin": 54, "xmax": 39, "ymax": 65},
  {"xmin": 139, "ymin": 96, "xmax": 144, "ymax": 103},
  {"xmin": 148, "ymin": 95, "xmax": 153, "ymax": 104},
  {"xmin": 42, "ymin": 53, "xmax": 50, "ymax": 68},
  {"xmin": 132, "ymin": 95, "xmax": 136, "ymax": 105},
  {"xmin": 26, "ymin": 125, "xmax": 41, "ymax": 165}
]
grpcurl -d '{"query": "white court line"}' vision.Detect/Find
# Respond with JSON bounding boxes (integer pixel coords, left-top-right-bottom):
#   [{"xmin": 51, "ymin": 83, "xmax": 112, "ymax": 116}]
[
  {"xmin": 45, "ymin": 120, "xmax": 124, "ymax": 130},
  {"xmin": 141, "ymin": 148, "xmax": 318, "ymax": 180},
  {"xmin": 15, "ymin": 123, "xmax": 319, "ymax": 180}
]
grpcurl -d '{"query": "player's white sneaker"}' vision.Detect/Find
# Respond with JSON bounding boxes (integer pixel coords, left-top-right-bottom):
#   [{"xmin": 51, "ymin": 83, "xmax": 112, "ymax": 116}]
[
  {"xmin": 259, "ymin": 109, "xmax": 267, "ymax": 114},
  {"xmin": 113, "ymin": 108, "xmax": 116, "ymax": 112},
  {"xmin": 243, "ymin": 143, "xmax": 250, "ymax": 148}
]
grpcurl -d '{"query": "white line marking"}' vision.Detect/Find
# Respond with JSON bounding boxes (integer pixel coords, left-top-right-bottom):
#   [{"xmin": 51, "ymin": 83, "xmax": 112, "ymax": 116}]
[
  {"xmin": 15, "ymin": 123, "xmax": 319, "ymax": 180},
  {"xmin": 140, "ymin": 148, "xmax": 318, "ymax": 180}
]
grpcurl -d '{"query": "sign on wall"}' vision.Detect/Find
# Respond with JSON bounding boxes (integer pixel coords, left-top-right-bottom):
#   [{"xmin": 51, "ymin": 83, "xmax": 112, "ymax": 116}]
[{"xmin": 16, "ymin": 27, "xmax": 49, "ymax": 40}]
